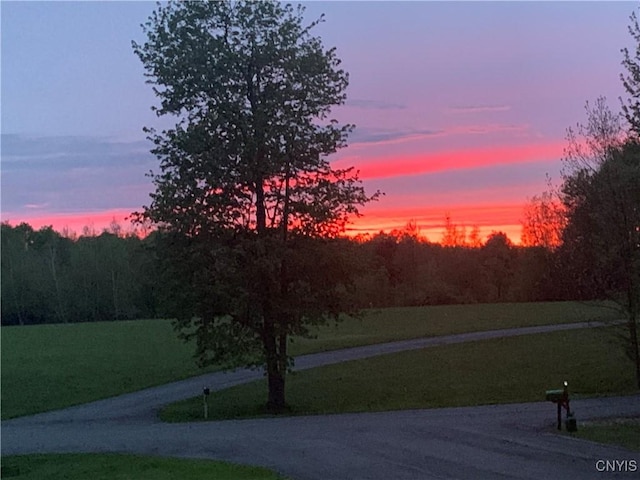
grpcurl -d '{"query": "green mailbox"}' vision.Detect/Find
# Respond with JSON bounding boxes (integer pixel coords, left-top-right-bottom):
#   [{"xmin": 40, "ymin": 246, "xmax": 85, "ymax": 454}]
[
  {"xmin": 545, "ymin": 381, "xmax": 575, "ymax": 431},
  {"xmin": 545, "ymin": 389, "xmax": 564, "ymax": 402}
]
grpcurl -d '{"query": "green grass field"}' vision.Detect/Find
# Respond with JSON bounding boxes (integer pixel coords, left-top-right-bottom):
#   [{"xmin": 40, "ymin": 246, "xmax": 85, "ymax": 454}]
[
  {"xmin": 1, "ymin": 301, "xmax": 620, "ymax": 419},
  {"xmin": 292, "ymin": 301, "xmax": 620, "ymax": 353},
  {"xmin": 573, "ymin": 418, "xmax": 640, "ymax": 451},
  {"xmin": 161, "ymin": 327, "xmax": 637, "ymax": 422},
  {"xmin": 0, "ymin": 454, "xmax": 288, "ymax": 480},
  {"xmin": 1, "ymin": 319, "xmax": 203, "ymax": 419}
]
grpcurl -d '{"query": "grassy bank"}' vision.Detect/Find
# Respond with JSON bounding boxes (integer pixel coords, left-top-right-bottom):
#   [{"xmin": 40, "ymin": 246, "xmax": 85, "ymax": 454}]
[
  {"xmin": 0, "ymin": 454, "xmax": 288, "ymax": 480},
  {"xmin": 161, "ymin": 327, "xmax": 637, "ymax": 422},
  {"xmin": 1, "ymin": 301, "xmax": 619, "ymax": 418},
  {"xmin": 573, "ymin": 418, "xmax": 640, "ymax": 451}
]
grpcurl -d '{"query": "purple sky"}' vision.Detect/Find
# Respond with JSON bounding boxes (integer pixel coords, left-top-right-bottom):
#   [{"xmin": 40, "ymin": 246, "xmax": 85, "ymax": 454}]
[{"xmin": 1, "ymin": 1, "xmax": 634, "ymax": 242}]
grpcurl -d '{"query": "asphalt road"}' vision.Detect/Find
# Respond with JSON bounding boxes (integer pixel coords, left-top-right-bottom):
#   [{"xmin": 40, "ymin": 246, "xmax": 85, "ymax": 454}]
[{"xmin": 3, "ymin": 321, "xmax": 640, "ymax": 479}]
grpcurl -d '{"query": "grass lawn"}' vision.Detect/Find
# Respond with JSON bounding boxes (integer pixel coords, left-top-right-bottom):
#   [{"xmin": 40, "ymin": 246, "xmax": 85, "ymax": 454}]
[
  {"xmin": 1, "ymin": 319, "xmax": 205, "ymax": 419},
  {"xmin": 161, "ymin": 327, "xmax": 638, "ymax": 422},
  {"xmin": 0, "ymin": 454, "xmax": 288, "ymax": 480},
  {"xmin": 573, "ymin": 418, "xmax": 640, "ymax": 451},
  {"xmin": 1, "ymin": 301, "xmax": 620, "ymax": 419},
  {"xmin": 293, "ymin": 301, "xmax": 620, "ymax": 353}
]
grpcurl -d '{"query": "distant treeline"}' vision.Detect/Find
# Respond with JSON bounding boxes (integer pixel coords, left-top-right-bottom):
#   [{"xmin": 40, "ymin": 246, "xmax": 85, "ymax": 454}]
[
  {"xmin": 2, "ymin": 223, "xmax": 158, "ymax": 325},
  {"xmin": 1, "ymin": 222, "xmax": 582, "ymax": 326}
]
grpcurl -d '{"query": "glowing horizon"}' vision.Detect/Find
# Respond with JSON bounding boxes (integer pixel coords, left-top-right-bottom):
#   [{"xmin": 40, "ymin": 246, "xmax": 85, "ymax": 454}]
[
  {"xmin": 0, "ymin": 141, "xmax": 575, "ymax": 245},
  {"xmin": 1, "ymin": 201, "xmax": 527, "ymax": 245},
  {"xmin": 1, "ymin": 2, "xmax": 630, "ymax": 249}
]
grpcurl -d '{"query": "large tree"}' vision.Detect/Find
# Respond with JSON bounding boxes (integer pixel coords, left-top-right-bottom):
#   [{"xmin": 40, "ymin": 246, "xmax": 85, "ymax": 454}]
[
  {"xmin": 481, "ymin": 232, "xmax": 515, "ymax": 302},
  {"xmin": 621, "ymin": 10, "xmax": 640, "ymax": 138},
  {"xmin": 133, "ymin": 0, "xmax": 377, "ymax": 411},
  {"xmin": 559, "ymin": 98, "xmax": 640, "ymax": 388}
]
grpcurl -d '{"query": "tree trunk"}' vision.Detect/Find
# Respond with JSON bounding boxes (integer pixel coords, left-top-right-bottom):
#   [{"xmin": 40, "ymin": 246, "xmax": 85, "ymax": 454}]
[
  {"xmin": 48, "ymin": 244, "xmax": 65, "ymax": 323},
  {"xmin": 630, "ymin": 316, "xmax": 640, "ymax": 389},
  {"xmin": 628, "ymin": 291, "xmax": 640, "ymax": 389},
  {"xmin": 255, "ymin": 180, "xmax": 266, "ymax": 233},
  {"xmin": 112, "ymin": 269, "xmax": 120, "ymax": 320},
  {"xmin": 625, "ymin": 262, "xmax": 640, "ymax": 389},
  {"xmin": 264, "ymin": 321, "xmax": 286, "ymax": 413},
  {"xmin": 266, "ymin": 361, "xmax": 286, "ymax": 413},
  {"xmin": 6, "ymin": 251, "xmax": 25, "ymax": 325}
]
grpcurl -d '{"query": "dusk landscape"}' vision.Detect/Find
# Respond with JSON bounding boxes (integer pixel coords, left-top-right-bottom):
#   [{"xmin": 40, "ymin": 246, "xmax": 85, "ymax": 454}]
[
  {"xmin": 2, "ymin": 1, "xmax": 631, "ymax": 241},
  {"xmin": 2, "ymin": 2, "xmax": 639, "ymax": 480}
]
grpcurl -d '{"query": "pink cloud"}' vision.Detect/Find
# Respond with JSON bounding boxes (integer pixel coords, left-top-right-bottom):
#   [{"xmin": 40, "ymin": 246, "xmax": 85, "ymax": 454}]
[
  {"xmin": 445, "ymin": 105, "xmax": 512, "ymax": 114},
  {"xmin": 338, "ymin": 141, "xmax": 564, "ymax": 180}
]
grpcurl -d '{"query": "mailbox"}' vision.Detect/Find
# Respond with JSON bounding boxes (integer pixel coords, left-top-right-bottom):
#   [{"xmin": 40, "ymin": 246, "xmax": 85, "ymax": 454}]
[
  {"xmin": 202, "ymin": 386, "xmax": 210, "ymax": 419},
  {"xmin": 545, "ymin": 389, "xmax": 564, "ymax": 403},
  {"xmin": 545, "ymin": 381, "xmax": 576, "ymax": 431}
]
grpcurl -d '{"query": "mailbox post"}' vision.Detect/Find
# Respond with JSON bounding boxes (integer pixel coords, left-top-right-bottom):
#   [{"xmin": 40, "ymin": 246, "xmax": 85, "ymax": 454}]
[
  {"xmin": 203, "ymin": 386, "xmax": 210, "ymax": 419},
  {"xmin": 545, "ymin": 381, "xmax": 576, "ymax": 432}
]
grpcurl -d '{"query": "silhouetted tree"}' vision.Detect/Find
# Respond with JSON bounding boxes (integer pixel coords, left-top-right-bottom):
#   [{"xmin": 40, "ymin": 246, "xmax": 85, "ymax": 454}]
[
  {"xmin": 510, "ymin": 246, "xmax": 558, "ymax": 302},
  {"xmin": 133, "ymin": 0, "xmax": 378, "ymax": 411},
  {"xmin": 467, "ymin": 225, "xmax": 483, "ymax": 248},
  {"xmin": 559, "ymin": 98, "xmax": 640, "ymax": 387},
  {"xmin": 482, "ymin": 232, "xmax": 515, "ymax": 301},
  {"xmin": 621, "ymin": 9, "xmax": 640, "ymax": 138},
  {"xmin": 1, "ymin": 223, "xmax": 34, "ymax": 325},
  {"xmin": 520, "ymin": 189, "xmax": 566, "ymax": 249},
  {"xmin": 441, "ymin": 214, "xmax": 467, "ymax": 247}
]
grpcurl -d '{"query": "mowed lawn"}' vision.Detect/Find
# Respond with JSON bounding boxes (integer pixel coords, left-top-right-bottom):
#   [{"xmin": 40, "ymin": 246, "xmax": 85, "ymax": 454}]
[
  {"xmin": 1, "ymin": 319, "xmax": 203, "ymax": 419},
  {"xmin": 0, "ymin": 454, "xmax": 288, "ymax": 480},
  {"xmin": 1, "ymin": 301, "xmax": 620, "ymax": 419},
  {"xmin": 161, "ymin": 327, "xmax": 637, "ymax": 422},
  {"xmin": 290, "ymin": 301, "xmax": 620, "ymax": 353},
  {"xmin": 573, "ymin": 418, "xmax": 640, "ymax": 451}
]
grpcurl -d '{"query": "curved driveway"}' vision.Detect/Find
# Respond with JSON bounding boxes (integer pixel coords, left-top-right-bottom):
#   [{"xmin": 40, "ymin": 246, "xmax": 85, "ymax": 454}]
[{"xmin": 3, "ymin": 321, "xmax": 640, "ymax": 479}]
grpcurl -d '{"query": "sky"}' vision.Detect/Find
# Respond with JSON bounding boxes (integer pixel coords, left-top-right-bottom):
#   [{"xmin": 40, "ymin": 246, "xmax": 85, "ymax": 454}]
[{"xmin": 1, "ymin": 1, "xmax": 635, "ymax": 243}]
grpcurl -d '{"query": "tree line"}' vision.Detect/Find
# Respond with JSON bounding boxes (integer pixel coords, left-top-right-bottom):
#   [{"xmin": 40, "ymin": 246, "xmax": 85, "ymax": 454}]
[
  {"xmin": 1, "ymin": 219, "xmax": 581, "ymax": 327},
  {"xmin": 1, "ymin": 223, "xmax": 158, "ymax": 325}
]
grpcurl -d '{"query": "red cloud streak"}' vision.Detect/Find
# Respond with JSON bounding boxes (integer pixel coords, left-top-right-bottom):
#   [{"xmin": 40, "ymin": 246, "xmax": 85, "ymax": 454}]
[
  {"xmin": 7, "ymin": 139, "xmax": 545, "ymax": 245},
  {"xmin": 338, "ymin": 141, "xmax": 565, "ymax": 180}
]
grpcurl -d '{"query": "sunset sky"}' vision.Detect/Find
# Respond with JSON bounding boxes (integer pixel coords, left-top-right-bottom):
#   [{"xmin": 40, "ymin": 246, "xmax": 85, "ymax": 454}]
[{"xmin": 1, "ymin": 1, "xmax": 634, "ymax": 243}]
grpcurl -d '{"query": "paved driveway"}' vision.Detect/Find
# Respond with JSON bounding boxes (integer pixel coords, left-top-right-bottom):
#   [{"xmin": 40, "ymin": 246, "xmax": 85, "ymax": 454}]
[{"xmin": 3, "ymin": 322, "xmax": 639, "ymax": 479}]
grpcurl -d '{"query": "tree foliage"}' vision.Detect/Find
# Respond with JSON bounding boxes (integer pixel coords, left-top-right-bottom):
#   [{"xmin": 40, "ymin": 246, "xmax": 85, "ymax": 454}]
[
  {"xmin": 4, "ymin": 221, "xmax": 577, "ymax": 326},
  {"xmin": 481, "ymin": 232, "xmax": 515, "ymax": 302},
  {"xmin": 1, "ymin": 223, "xmax": 158, "ymax": 325},
  {"xmin": 440, "ymin": 214, "xmax": 481, "ymax": 248},
  {"xmin": 132, "ymin": 0, "xmax": 378, "ymax": 411},
  {"xmin": 558, "ymin": 98, "xmax": 640, "ymax": 387},
  {"xmin": 520, "ymin": 189, "xmax": 566, "ymax": 250},
  {"xmin": 133, "ymin": 1, "xmax": 371, "ymax": 237},
  {"xmin": 621, "ymin": 10, "xmax": 640, "ymax": 138}
]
